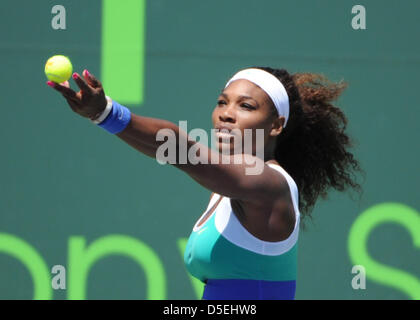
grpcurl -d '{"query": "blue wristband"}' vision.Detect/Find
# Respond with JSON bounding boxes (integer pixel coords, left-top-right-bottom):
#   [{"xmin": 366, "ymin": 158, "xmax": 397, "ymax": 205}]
[{"xmin": 98, "ymin": 100, "xmax": 131, "ymax": 134}]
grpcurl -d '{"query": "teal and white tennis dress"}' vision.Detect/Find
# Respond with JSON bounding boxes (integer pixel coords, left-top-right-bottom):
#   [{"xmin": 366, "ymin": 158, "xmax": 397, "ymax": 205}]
[{"xmin": 184, "ymin": 163, "xmax": 300, "ymax": 300}]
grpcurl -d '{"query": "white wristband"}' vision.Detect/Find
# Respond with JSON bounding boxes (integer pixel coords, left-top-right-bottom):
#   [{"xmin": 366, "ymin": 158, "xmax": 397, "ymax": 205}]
[{"xmin": 91, "ymin": 96, "xmax": 113, "ymax": 124}]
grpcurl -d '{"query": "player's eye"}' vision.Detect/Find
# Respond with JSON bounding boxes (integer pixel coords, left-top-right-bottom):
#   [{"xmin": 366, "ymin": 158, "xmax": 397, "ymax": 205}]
[
  {"xmin": 241, "ymin": 103, "xmax": 256, "ymax": 110},
  {"xmin": 217, "ymin": 99, "xmax": 226, "ymax": 105}
]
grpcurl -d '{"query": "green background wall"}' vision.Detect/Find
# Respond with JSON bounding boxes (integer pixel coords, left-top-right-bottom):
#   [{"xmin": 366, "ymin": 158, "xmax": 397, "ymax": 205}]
[{"xmin": 0, "ymin": 0, "xmax": 419, "ymax": 299}]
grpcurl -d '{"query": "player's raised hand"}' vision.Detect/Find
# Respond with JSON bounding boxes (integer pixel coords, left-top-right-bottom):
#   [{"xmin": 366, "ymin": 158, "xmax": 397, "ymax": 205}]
[{"xmin": 47, "ymin": 69, "xmax": 107, "ymax": 121}]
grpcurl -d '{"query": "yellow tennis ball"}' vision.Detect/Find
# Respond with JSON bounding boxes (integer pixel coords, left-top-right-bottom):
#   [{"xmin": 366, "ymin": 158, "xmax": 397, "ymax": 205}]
[{"xmin": 44, "ymin": 55, "xmax": 73, "ymax": 83}]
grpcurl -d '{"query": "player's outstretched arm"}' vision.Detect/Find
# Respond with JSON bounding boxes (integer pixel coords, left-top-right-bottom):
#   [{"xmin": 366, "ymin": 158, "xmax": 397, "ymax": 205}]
[{"xmin": 47, "ymin": 70, "xmax": 288, "ymax": 205}]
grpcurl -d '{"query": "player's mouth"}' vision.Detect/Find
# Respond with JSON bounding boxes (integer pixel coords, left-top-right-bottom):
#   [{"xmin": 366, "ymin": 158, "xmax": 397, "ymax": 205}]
[{"xmin": 214, "ymin": 124, "xmax": 237, "ymax": 138}]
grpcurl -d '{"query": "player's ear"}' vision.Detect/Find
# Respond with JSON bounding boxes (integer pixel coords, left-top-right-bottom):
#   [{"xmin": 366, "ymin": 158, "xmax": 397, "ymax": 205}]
[{"xmin": 269, "ymin": 116, "xmax": 284, "ymax": 137}]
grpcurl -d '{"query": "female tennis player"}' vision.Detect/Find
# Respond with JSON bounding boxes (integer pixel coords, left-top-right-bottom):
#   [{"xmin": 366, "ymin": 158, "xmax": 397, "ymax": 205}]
[{"xmin": 47, "ymin": 66, "xmax": 362, "ymax": 300}]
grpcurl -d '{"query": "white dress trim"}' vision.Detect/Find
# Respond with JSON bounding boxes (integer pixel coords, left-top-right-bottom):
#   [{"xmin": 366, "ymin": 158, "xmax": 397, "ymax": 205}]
[
  {"xmin": 214, "ymin": 163, "xmax": 300, "ymax": 256},
  {"xmin": 193, "ymin": 193, "xmax": 221, "ymax": 232}
]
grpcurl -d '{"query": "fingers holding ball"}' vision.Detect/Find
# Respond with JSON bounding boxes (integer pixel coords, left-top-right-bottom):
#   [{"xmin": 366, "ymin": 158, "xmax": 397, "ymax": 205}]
[{"xmin": 45, "ymin": 55, "xmax": 101, "ymax": 91}]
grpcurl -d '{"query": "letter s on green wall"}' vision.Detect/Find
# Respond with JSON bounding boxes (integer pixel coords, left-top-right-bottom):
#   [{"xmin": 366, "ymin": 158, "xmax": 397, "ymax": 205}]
[{"xmin": 348, "ymin": 202, "xmax": 420, "ymax": 300}]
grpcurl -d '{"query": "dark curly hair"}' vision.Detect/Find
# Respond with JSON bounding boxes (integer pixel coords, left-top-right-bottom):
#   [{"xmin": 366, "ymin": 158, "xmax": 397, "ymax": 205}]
[{"xmin": 254, "ymin": 66, "xmax": 364, "ymax": 225}]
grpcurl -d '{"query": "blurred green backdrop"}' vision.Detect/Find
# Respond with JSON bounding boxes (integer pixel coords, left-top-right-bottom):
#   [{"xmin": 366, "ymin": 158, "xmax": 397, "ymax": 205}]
[{"xmin": 0, "ymin": 0, "xmax": 419, "ymax": 299}]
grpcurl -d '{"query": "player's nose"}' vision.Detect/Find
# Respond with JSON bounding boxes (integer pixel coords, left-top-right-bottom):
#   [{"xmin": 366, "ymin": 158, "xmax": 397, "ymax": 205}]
[{"xmin": 219, "ymin": 104, "xmax": 236, "ymax": 123}]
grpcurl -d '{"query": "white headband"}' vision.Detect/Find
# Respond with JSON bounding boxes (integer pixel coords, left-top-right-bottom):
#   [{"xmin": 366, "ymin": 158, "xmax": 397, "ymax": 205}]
[{"xmin": 224, "ymin": 68, "xmax": 290, "ymax": 127}]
